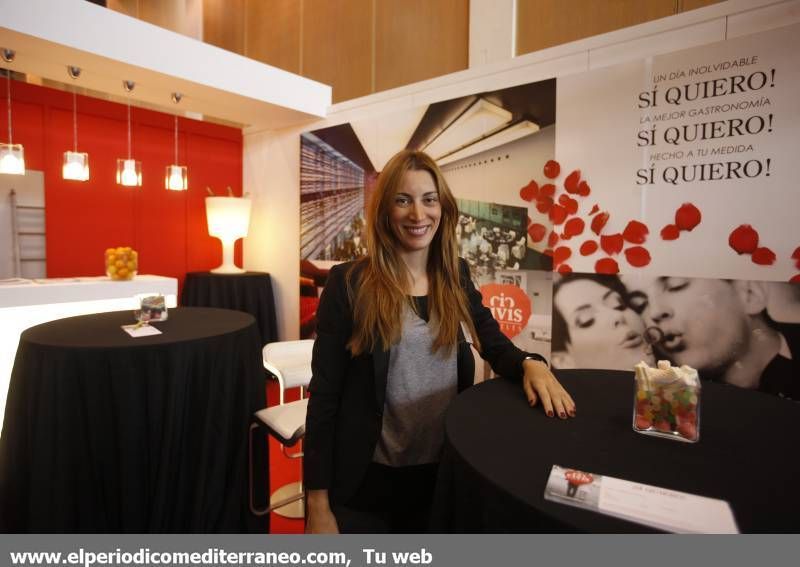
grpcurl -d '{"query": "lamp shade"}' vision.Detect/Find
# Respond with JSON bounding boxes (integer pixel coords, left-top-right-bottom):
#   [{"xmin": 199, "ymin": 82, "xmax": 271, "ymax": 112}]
[
  {"xmin": 165, "ymin": 164, "xmax": 187, "ymax": 191},
  {"xmin": 0, "ymin": 143, "xmax": 25, "ymax": 175},
  {"xmin": 62, "ymin": 151, "xmax": 90, "ymax": 181},
  {"xmin": 205, "ymin": 196, "xmax": 251, "ymax": 273},
  {"xmin": 116, "ymin": 158, "xmax": 142, "ymax": 186}
]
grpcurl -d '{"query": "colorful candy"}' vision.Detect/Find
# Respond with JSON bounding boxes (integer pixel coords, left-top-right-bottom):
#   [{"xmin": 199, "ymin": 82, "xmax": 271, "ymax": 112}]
[{"xmin": 633, "ymin": 360, "xmax": 700, "ymax": 443}]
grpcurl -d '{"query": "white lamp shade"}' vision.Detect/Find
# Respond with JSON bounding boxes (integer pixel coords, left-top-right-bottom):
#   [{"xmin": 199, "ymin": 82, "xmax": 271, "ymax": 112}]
[
  {"xmin": 116, "ymin": 158, "xmax": 142, "ymax": 186},
  {"xmin": 205, "ymin": 196, "xmax": 252, "ymax": 240},
  {"xmin": 205, "ymin": 196, "xmax": 251, "ymax": 274},
  {"xmin": 0, "ymin": 144, "xmax": 25, "ymax": 175},
  {"xmin": 165, "ymin": 164, "xmax": 188, "ymax": 191},
  {"xmin": 62, "ymin": 151, "xmax": 90, "ymax": 181}
]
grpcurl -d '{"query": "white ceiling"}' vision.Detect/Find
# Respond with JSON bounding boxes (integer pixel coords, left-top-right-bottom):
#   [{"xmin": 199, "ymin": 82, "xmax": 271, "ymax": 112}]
[{"xmin": 0, "ymin": 0, "xmax": 331, "ymax": 131}]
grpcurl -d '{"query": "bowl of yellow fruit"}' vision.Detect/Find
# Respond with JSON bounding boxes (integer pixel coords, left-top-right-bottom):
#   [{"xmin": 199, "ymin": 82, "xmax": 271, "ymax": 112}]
[{"xmin": 105, "ymin": 246, "xmax": 138, "ymax": 281}]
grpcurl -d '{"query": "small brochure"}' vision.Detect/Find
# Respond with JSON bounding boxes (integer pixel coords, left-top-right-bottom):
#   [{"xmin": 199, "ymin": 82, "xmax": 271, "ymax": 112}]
[
  {"xmin": 121, "ymin": 324, "xmax": 162, "ymax": 338},
  {"xmin": 543, "ymin": 465, "xmax": 738, "ymax": 534}
]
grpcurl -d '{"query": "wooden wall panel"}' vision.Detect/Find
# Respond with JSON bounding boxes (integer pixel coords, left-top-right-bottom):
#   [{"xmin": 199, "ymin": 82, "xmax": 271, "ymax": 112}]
[
  {"xmin": 203, "ymin": 0, "xmax": 245, "ymax": 54},
  {"xmin": 244, "ymin": 0, "xmax": 302, "ymax": 74},
  {"xmin": 302, "ymin": 0, "xmax": 373, "ymax": 103},
  {"xmin": 107, "ymin": 0, "xmax": 139, "ymax": 17},
  {"xmin": 680, "ymin": 0, "xmax": 725, "ymax": 11},
  {"xmin": 375, "ymin": 0, "xmax": 469, "ymax": 92},
  {"xmin": 139, "ymin": 0, "xmax": 203, "ymax": 40},
  {"xmin": 517, "ymin": 0, "xmax": 675, "ymax": 55}
]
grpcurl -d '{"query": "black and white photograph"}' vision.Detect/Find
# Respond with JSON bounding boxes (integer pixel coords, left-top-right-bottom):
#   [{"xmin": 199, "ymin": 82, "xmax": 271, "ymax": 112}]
[
  {"xmin": 456, "ymin": 198, "xmax": 528, "ymax": 280},
  {"xmin": 551, "ymin": 272, "xmax": 800, "ymax": 400}
]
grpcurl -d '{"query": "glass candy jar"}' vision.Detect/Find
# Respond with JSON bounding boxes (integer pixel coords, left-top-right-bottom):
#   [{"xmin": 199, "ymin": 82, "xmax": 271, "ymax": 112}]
[{"xmin": 633, "ymin": 360, "xmax": 700, "ymax": 443}]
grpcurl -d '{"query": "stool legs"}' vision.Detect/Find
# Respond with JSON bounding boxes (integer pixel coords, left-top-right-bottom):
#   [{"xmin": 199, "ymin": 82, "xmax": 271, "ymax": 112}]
[{"xmin": 248, "ymin": 423, "xmax": 305, "ymax": 517}]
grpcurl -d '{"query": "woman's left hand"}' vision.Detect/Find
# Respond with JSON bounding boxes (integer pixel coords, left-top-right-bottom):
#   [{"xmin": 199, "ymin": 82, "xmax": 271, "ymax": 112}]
[{"xmin": 522, "ymin": 359, "xmax": 576, "ymax": 419}]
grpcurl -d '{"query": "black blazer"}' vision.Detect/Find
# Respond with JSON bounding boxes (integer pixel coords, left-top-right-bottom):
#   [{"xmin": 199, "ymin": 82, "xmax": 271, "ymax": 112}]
[{"xmin": 303, "ymin": 258, "xmax": 546, "ymax": 504}]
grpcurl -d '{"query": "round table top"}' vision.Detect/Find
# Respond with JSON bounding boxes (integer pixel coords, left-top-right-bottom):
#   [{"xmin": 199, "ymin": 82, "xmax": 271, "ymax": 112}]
[
  {"xmin": 445, "ymin": 369, "xmax": 800, "ymax": 533},
  {"xmin": 20, "ymin": 307, "xmax": 255, "ymax": 350}
]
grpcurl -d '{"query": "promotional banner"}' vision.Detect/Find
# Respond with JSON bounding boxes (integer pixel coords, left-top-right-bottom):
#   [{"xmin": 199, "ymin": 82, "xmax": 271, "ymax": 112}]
[
  {"xmin": 555, "ymin": 23, "xmax": 800, "ymax": 282},
  {"xmin": 298, "ymin": 24, "xmax": 798, "ymax": 398}
]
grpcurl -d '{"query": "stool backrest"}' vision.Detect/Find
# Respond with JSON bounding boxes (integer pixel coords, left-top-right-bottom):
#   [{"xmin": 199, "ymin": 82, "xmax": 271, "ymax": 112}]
[{"xmin": 262, "ymin": 339, "xmax": 314, "ymax": 405}]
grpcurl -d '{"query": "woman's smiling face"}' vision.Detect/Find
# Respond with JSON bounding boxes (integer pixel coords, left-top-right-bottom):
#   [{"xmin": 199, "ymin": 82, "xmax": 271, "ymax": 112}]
[
  {"xmin": 389, "ymin": 169, "xmax": 442, "ymax": 256},
  {"xmin": 554, "ymin": 278, "xmax": 654, "ymax": 369}
]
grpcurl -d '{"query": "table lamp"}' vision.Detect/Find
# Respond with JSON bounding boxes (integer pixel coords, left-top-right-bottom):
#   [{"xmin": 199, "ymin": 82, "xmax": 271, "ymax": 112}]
[{"xmin": 205, "ymin": 196, "xmax": 252, "ymax": 274}]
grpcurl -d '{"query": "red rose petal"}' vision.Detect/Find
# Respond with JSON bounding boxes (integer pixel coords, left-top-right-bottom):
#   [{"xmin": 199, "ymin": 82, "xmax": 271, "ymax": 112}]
[
  {"xmin": 675, "ymin": 203, "xmax": 702, "ymax": 232},
  {"xmin": 661, "ymin": 224, "xmax": 680, "ymax": 241},
  {"xmin": 600, "ymin": 233, "xmax": 624, "ymax": 255},
  {"xmin": 625, "ymin": 246, "xmax": 651, "ymax": 267},
  {"xmin": 589, "ymin": 204, "xmax": 599, "ymax": 215},
  {"xmin": 595, "ymin": 258, "xmax": 619, "ymax": 275},
  {"xmin": 623, "ymin": 220, "xmax": 649, "ymax": 244},
  {"xmin": 790, "ymin": 274, "xmax": 800, "ymax": 283},
  {"xmin": 564, "ymin": 170, "xmax": 580, "ymax": 194},
  {"xmin": 557, "ymin": 263, "xmax": 573, "ymax": 274},
  {"xmin": 519, "ymin": 180, "xmax": 539, "ymax": 202},
  {"xmin": 795, "ymin": 258, "xmax": 800, "ymax": 270},
  {"xmin": 548, "ymin": 231, "xmax": 560, "ymax": 248},
  {"xmin": 549, "ymin": 204, "xmax": 568, "ymax": 225},
  {"xmin": 553, "ymin": 246, "xmax": 572, "ymax": 265},
  {"xmin": 752, "ymin": 247, "xmax": 776, "ymax": 266},
  {"xmin": 577, "ymin": 180, "xmax": 591, "ymax": 197},
  {"xmin": 527, "ymin": 223, "xmax": 547, "ymax": 243},
  {"xmin": 792, "ymin": 247, "xmax": 800, "ymax": 260},
  {"xmin": 558, "ymin": 195, "xmax": 578, "ymax": 215},
  {"xmin": 536, "ymin": 196, "xmax": 553, "ymax": 214},
  {"xmin": 563, "ymin": 218, "xmax": 585, "ymax": 239},
  {"xmin": 591, "ymin": 212, "xmax": 609, "ymax": 235},
  {"xmin": 543, "ymin": 160, "xmax": 560, "ymax": 179},
  {"xmin": 580, "ymin": 240, "xmax": 598, "ymax": 256},
  {"xmin": 729, "ymin": 224, "xmax": 760, "ymax": 255},
  {"xmin": 540, "ymin": 183, "xmax": 556, "ymax": 198}
]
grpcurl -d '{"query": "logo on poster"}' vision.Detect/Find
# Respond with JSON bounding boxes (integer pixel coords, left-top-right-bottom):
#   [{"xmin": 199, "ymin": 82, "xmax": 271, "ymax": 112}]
[{"xmin": 479, "ymin": 283, "xmax": 531, "ymax": 339}]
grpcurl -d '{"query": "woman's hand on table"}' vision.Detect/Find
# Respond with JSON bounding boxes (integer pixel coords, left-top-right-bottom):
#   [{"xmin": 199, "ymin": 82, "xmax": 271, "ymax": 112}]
[{"xmin": 522, "ymin": 359, "xmax": 576, "ymax": 419}]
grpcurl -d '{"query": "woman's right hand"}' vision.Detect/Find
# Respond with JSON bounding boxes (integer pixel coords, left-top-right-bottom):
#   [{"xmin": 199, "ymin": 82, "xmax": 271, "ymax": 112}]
[{"xmin": 305, "ymin": 490, "xmax": 339, "ymax": 534}]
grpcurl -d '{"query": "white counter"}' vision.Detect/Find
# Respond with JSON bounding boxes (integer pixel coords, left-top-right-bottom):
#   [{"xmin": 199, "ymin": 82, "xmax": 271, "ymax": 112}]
[{"xmin": 0, "ymin": 275, "xmax": 178, "ymax": 433}]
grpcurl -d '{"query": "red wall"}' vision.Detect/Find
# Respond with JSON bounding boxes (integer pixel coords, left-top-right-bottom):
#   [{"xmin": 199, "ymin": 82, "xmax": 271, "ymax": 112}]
[{"xmin": 2, "ymin": 78, "xmax": 243, "ymax": 290}]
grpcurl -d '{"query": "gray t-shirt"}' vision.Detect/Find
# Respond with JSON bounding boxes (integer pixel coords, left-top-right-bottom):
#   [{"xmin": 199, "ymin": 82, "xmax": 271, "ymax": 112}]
[{"xmin": 373, "ymin": 300, "xmax": 458, "ymax": 466}]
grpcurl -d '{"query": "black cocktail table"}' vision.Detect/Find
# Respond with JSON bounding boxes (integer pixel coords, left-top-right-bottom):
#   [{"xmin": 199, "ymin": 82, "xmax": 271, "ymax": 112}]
[
  {"xmin": 431, "ymin": 369, "xmax": 800, "ymax": 533},
  {"xmin": 0, "ymin": 307, "xmax": 267, "ymax": 533}
]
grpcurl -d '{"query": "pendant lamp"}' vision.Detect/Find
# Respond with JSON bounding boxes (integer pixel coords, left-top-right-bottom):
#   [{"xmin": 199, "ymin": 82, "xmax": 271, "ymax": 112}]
[
  {"xmin": 0, "ymin": 50, "xmax": 24, "ymax": 176},
  {"xmin": 62, "ymin": 66, "xmax": 89, "ymax": 181},
  {"xmin": 165, "ymin": 93, "xmax": 187, "ymax": 191},
  {"xmin": 116, "ymin": 80, "xmax": 141, "ymax": 187}
]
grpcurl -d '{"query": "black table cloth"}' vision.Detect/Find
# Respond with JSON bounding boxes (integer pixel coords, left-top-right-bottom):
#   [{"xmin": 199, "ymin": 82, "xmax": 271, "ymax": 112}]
[
  {"xmin": 181, "ymin": 272, "xmax": 278, "ymax": 346},
  {"xmin": 431, "ymin": 369, "xmax": 800, "ymax": 533},
  {"xmin": 0, "ymin": 307, "xmax": 267, "ymax": 533}
]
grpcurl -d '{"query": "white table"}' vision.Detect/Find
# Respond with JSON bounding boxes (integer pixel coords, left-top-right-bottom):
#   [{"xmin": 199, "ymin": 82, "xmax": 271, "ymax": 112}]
[{"xmin": 0, "ymin": 275, "xmax": 178, "ymax": 433}]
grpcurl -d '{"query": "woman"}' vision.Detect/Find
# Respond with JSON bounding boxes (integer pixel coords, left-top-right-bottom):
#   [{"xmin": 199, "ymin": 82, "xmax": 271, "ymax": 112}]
[
  {"xmin": 551, "ymin": 274, "xmax": 655, "ymax": 370},
  {"xmin": 304, "ymin": 150, "xmax": 575, "ymax": 534}
]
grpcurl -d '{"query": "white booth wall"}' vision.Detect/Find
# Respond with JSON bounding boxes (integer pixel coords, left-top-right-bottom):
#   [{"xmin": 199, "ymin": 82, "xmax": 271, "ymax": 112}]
[{"xmin": 243, "ymin": 0, "xmax": 800, "ymax": 342}]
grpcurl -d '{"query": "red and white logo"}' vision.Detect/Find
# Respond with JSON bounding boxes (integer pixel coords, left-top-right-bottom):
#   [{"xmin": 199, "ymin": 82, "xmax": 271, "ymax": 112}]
[
  {"xmin": 479, "ymin": 283, "xmax": 532, "ymax": 339},
  {"xmin": 564, "ymin": 469, "xmax": 594, "ymax": 485}
]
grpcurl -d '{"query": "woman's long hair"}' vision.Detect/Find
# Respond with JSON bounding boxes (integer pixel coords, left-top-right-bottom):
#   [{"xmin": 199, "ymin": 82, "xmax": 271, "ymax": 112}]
[{"xmin": 346, "ymin": 150, "xmax": 481, "ymax": 356}]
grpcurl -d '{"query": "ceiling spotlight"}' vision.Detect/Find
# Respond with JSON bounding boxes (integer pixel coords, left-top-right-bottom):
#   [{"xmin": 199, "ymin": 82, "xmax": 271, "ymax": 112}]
[
  {"xmin": 171, "ymin": 92, "xmax": 183, "ymax": 104},
  {"xmin": 1, "ymin": 49, "xmax": 15, "ymax": 63},
  {"xmin": 67, "ymin": 66, "xmax": 81, "ymax": 80}
]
